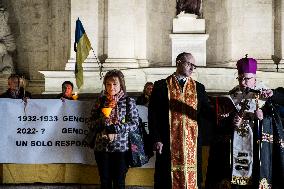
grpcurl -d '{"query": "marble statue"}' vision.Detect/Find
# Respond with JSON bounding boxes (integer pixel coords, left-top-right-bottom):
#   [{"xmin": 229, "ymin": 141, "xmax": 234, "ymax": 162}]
[
  {"xmin": 176, "ymin": 0, "xmax": 202, "ymax": 16},
  {"xmin": 0, "ymin": 7, "xmax": 16, "ymax": 74}
]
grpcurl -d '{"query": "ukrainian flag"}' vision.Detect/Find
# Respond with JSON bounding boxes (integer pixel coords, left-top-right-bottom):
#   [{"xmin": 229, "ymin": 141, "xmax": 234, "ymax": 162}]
[{"xmin": 74, "ymin": 18, "xmax": 92, "ymax": 89}]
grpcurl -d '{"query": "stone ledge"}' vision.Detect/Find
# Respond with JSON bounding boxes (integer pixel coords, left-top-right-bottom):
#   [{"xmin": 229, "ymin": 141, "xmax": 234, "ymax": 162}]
[
  {"xmin": 39, "ymin": 67, "xmax": 284, "ymax": 94},
  {"xmin": 0, "ymin": 184, "xmax": 153, "ymax": 189}
]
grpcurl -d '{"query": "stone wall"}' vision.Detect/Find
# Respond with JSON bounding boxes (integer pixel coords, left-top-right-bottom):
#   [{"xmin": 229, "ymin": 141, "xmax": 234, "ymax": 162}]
[
  {"xmin": 203, "ymin": 0, "xmax": 231, "ymax": 65},
  {"xmin": 147, "ymin": 0, "xmax": 176, "ymax": 66},
  {"xmin": 1, "ymin": 0, "xmax": 283, "ymax": 95},
  {"xmin": 3, "ymin": 0, "xmax": 70, "ymax": 93},
  {"xmin": 204, "ymin": 0, "xmax": 275, "ymax": 67}
]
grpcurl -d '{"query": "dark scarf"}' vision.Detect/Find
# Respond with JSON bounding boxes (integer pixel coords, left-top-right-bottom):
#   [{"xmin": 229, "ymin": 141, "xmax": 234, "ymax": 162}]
[{"xmin": 103, "ymin": 90, "xmax": 125, "ymax": 125}]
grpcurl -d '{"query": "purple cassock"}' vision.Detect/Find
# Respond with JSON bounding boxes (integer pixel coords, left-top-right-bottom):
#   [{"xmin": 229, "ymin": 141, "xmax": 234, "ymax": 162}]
[{"xmin": 236, "ymin": 57, "xmax": 257, "ymax": 74}]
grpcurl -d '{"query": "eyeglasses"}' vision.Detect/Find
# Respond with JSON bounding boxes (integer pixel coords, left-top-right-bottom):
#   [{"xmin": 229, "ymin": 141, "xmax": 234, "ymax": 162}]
[
  {"xmin": 236, "ymin": 77, "xmax": 254, "ymax": 82},
  {"xmin": 182, "ymin": 61, "xmax": 197, "ymax": 69}
]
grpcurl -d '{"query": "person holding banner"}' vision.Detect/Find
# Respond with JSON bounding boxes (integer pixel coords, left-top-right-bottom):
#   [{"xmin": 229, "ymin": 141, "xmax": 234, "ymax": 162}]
[
  {"xmin": 0, "ymin": 74, "xmax": 31, "ymax": 99},
  {"xmin": 148, "ymin": 52, "xmax": 214, "ymax": 189},
  {"xmin": 91, "ymin": 69, "xmax": 139, "ymax": 189},
  {"xmin": 57, "ymin": 81, "xmax": 78, "ymax": 101}
]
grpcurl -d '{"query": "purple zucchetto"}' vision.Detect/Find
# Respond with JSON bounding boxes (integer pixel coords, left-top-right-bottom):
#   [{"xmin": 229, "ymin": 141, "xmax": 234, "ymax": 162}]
[{"xmin": 236, "ymin": 55, "xmax": 257, "ymax": 74}]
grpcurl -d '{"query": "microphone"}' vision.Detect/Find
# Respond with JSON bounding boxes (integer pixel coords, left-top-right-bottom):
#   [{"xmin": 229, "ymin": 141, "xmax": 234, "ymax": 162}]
[{"xmin": 244, "ymin": 87, "xmax": 261, "ymax": 94}]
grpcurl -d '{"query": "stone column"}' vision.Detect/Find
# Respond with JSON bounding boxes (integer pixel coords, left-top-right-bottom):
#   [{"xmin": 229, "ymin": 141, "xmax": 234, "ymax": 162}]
[
  {"xmin": 48, "ymin": 0, "xmax": 70, "ymax": 71},
  {"xmin": 66, "ymin": 0, "xmax": 148, "ymax": 70},
  {"xmin": 104, "ymin": 0, "xmax": 139, "ymax": 68},
  {"xmin": 274, "ymin": 0, "xmax": 284, "ymax": 70},
  {"xmin": 134, "ymin": 0, "xmax": 148, "ymax": 67},
  {"xmin": 69, "ymin": 0, "xmax": 98, "ymax": 59},
  {"xmin": 228, "ymin": 1, "xmax": 274, "ymax": 69},
  {"xmin": 65, "ymin": 0, "xmax": 99, "ymax": 71},
  {"xmin": 41, "ymin": 0, "xmax": 150, "ymax": 93}
]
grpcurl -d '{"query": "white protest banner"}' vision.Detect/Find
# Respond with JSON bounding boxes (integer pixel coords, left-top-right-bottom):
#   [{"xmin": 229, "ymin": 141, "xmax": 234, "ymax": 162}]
[
  {"xmin": 137, "ymin": 105, "xmax": 149, "ymax": 134},
  {"xmin": 0, "ymin": 99, "xmax": 96, "ymax": 164}
]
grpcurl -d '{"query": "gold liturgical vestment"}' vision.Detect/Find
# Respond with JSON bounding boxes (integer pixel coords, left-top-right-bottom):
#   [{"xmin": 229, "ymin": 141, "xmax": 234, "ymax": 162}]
[{"xmin": 166, "ymin": 75, "xmax": 198, "ymax": 189}]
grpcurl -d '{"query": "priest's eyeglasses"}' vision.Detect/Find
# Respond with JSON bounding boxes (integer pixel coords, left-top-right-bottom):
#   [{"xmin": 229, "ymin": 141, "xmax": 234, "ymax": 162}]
[
  {"xmin": 236, "ymin": 77, "xmax": 254, "ymax": 82},
  {"xmin": 183, "ymin": 61, "xmax": 197, "ymax": 69}
]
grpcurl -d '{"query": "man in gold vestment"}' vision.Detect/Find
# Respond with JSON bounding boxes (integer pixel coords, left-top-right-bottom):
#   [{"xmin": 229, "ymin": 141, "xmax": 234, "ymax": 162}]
[{"xmin": 149, "ymin": 52, "xmax": 214, "ymax": 189}]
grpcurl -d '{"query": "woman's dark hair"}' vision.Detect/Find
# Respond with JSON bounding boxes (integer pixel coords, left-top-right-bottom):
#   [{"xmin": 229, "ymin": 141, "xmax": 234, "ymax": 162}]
[
  {"xmin": 8, "ymin": 74, "xmax": 20, "ymax": 80},
  {"xmin": 103, "ymin": 69, "xmax": 126, "ymax": 93},
  {"xmin": 62, "ymin": 81, "xmax": 73, "ymax": 92},
  {"xmin": 143, "ymin": 82, "xmax": 154, "ymax": 94}
]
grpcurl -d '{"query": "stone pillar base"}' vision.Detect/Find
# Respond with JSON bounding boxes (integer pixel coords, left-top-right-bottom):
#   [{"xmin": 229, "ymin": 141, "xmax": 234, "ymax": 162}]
[
  {"xmin": 209, "ymin": 59, "xmax": 284, "ymax": 72},
  {"xmin": 65, "ymin": 58, "xmax": 101, "ymax": 71},
  {"xmin": 39, "ymin": 67, "xmax": 284, "ymax": 94},
  {"xmin": 104, "ymin": 58, "xmax": 139, "ymax": 68},
  {"xmin": 173, "ymin": 13, "xmax": 205, "ymax": 33},
  {"xmin": 138, "ymin": 59, "xmax": 149, "ymax": 67},
  {"xmin": 170, "ymin": 34, "xmax": 209, "ymax": 66}
]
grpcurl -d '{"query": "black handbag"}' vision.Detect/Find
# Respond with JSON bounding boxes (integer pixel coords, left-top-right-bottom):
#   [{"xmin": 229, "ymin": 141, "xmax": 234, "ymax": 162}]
[
  {"xmin": 126, "ymin": 97, "xmax": 149, "ymax": 167},
  {"xmin": 128, "ymin": 126, "xmax": 149, "ymax": 167}
]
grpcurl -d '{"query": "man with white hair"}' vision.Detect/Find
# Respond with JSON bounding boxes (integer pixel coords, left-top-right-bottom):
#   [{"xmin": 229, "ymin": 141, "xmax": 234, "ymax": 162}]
[{"xmin": 0, "ymin": 74, "xmax": 31, "ymax": 99}]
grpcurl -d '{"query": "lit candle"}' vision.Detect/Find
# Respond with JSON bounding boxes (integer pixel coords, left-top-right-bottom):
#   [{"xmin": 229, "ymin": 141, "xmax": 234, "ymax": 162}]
[{"xmin": 72, "ymin": 92, "xmax": 79, "ymax": 100}]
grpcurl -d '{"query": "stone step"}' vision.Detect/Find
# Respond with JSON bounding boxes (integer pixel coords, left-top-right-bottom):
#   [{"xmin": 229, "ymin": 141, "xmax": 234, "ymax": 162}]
[{"xmin": 0, "ymin": 185, "xmax": 153, "ymax": 189}]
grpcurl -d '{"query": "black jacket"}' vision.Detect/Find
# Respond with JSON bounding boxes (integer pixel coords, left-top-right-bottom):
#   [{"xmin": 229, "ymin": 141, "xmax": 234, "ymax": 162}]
[{"xmin": 0, "ymin": 87, "xmax": 31, "ymax": 99}]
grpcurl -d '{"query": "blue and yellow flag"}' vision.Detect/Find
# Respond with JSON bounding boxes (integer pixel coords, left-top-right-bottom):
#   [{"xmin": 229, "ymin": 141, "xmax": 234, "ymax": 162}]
[{"xmin": 74, "ymin": 18, "xmax": 92, "ymax": 89}]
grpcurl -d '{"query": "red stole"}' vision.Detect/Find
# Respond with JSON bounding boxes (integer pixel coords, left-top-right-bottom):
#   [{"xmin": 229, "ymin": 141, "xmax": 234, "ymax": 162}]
[{"xmin": 166, "ymin": 75, "xmax": 198, "ymax": 189}]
